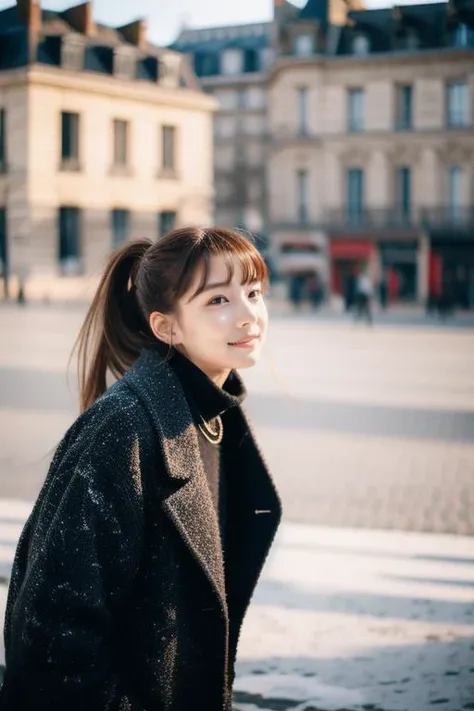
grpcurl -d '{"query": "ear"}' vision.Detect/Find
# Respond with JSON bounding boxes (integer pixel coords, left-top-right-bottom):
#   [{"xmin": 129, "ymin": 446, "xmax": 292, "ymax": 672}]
[{"xmin": 149, "ymin": 312, "xmax": 180, "ymax": 345}]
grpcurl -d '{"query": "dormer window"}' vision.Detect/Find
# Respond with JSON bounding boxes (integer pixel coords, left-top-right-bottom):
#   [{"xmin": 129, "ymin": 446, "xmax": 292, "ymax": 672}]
[
  {"xmin": 352, "ymin": 34, "xmax": 370, "ymax": 55},
  {"xmin": 221, "ymin": 49, "xmax": 243, "ymax": 75},
  {"xmin": 454, "ymin": 23, "xmax": 469, "ymax": 48},
  {"xmin": 294, "ymin": 34, "xmax": 315, "ymax": 56},
  {"xmin": 114, "ymin": 47, "xmax": 136, "ymax": 80},
  {"xmin": 61, "ymin": 35, "xmax": 85, "ymax": 72}
]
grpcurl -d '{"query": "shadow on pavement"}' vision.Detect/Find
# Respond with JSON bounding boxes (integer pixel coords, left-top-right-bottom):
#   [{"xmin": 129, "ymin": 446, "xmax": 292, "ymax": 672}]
[{"xmin": 252, "ymin": 579, "xmax": 474, "ymax": 625}]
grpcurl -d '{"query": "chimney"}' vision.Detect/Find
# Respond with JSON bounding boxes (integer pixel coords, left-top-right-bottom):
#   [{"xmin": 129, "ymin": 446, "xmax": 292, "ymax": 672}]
[
  {"xmin": 16, "ymin": 0, "xmax": 41, "ymax": 31},
  {"xmin": 16, "ymin": 0, "xmax": 41, "ymax": 58},
  {"xmin": 62, "ymin": 2, "xmax": 96, "ymax": 36},
  {"xmin": 118, "ymin": 19, "xmax": 147, "ymax": 49}
]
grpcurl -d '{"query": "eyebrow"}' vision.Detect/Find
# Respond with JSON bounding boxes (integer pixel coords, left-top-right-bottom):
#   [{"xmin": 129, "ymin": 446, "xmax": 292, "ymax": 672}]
[
  {"xmin": 187, "ymin": 279, "xmax": 260, "ymax": 303},
  {"xmin": 186, "ymin": 281, "xmax": 231, "ymax": 303}
]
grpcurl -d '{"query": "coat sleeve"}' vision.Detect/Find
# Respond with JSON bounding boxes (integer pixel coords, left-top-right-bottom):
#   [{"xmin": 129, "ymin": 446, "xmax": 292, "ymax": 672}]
[{"xmin": 2, "ymin": 419, "xmax": 145, "ymax": 711}]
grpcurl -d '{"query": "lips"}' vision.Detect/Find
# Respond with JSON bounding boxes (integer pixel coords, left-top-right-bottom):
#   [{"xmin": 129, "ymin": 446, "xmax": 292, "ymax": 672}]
[{"xmin": 229, "ymin": 335, "xmax": 259, "ymax": 346}]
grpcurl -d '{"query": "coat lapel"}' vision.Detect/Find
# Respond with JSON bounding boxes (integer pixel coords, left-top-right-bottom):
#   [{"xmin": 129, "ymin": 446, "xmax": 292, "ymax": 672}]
[{"xmin": 123, "ymin": 348, "xmax": 228, "ymax": 618}]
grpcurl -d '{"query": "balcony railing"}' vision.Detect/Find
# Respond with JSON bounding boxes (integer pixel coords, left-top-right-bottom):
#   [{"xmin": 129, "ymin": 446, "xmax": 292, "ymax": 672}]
[
  {"xmin": 322, "ymin": 208, "xmax": 417, "ymax": 232},
  {"xmin": 420, "ymin": 206, "xmax": 474, "ymax": 233},
  {"xmin": 272, "ymin": 207, "xmax": 474, "ymax": 235}
]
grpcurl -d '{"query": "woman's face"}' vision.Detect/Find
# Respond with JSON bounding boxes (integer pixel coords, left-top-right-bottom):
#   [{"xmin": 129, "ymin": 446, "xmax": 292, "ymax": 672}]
[{"xmin": 171, "ymin": 254, "xmax": 268, "ymax": 385}]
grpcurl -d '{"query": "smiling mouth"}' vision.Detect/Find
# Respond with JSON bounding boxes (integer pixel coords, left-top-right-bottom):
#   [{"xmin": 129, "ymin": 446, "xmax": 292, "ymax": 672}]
[{"xmin": 228, "ymin": 336, "xmax": 259, "ymax": 346}]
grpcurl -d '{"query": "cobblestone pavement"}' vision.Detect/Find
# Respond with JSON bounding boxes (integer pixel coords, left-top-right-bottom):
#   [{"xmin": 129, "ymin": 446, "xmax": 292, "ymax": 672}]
[{"xmin": 0, "ymin": 302, "xmax": 473, "ymax": 533}]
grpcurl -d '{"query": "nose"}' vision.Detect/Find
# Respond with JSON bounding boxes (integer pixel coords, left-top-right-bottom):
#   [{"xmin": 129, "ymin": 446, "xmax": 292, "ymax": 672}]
[{"xmin": 236, "ymin": 293, "xmax": 259, "ymax": 328}]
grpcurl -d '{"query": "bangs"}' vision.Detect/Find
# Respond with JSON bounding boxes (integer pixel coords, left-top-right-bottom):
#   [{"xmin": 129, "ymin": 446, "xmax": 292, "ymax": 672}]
[{"xmin": 175, "ymin": 228, "xmax": 269, "ymax": 302}]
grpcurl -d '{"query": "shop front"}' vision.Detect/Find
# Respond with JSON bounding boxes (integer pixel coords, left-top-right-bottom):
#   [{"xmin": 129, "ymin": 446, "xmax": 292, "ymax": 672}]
[
  {"xmin": 430, "ymin": 239, "xmax": 474, "ymax": 309},
  {"xmin": 379, "ymin": 240, "xmax": 418, "ymax": 303},
  {"xmin": 329, "ymin": 239, "xmax": 375, "ymax": 305}
]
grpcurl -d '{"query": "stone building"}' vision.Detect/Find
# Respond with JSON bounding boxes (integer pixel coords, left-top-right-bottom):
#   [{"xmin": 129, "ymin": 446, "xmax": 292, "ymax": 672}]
[
  {"xmin": 173, "ymin": 0, "xmax": 474, "ymax": 306},
  {"xmin": 171, "ymin": 22, "xmax": 273, "ymax": 244},
  {"xmin": 268, "ymin": 0, "xmax": 474, "ymax": 306},
  {"xmin": 0, "ymin": 0, "xmax": 216, "ymax": 300}
]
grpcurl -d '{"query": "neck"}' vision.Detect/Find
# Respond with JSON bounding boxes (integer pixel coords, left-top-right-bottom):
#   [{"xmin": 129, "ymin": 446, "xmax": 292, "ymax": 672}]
[{"xmin": 175, "ymin": 346, "xmax": 230, "ymax": 389}]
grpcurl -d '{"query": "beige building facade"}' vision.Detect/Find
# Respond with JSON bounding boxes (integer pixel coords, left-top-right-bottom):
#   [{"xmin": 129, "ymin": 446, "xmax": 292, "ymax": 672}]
[
  {"xmin": 267, "ymin": 0, "xmax": 474, "ymax": 306},
  {"xmin": 0, "ymin": 1, "xmax": 216, "ymax": 300}
]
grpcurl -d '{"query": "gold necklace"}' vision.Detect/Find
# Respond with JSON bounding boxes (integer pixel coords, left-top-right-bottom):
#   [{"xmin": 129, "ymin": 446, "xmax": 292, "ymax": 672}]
[{"xmin": 198, "ymin": 415, "xmax": 224, "ymax": 446}]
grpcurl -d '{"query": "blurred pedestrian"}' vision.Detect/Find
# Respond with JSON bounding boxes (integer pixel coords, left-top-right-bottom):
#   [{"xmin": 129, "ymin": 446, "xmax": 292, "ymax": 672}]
[
  {"xmin": 289, "ymin": 273, "xmax": 305, "ymax": 310},
  {"xmin": 0, "ymin": 227, "xmax": 282, "ymax": 711},
  {"xmin": 379, "ymin": 272, "xmax": 388, "ymax": 310},
  {"xmin": 355, "ymin": 268, "xmax": 374, "ymax": 325},
  {"xmin": 343, "ymin": 271, "xmax": 356, "ymax": 312},
  {"xmin": 307, "ymin": 273, "xmax": 323, "ymax": 309}
]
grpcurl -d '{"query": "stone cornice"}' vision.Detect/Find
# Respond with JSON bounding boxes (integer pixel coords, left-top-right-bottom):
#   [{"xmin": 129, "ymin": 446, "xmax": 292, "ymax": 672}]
[{"xmin": 25, "ymin": 65, "xmax": 218, "ymax": 113}]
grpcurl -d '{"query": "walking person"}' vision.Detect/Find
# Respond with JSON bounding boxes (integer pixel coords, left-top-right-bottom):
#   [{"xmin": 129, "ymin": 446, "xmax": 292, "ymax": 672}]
[
  {"xmin": 355, "ymin": 267, "xmax": 374, "ymax": 325},
  {"xmin": 0, "ymin": 227, "xmax": 282, "ymax": 711}
]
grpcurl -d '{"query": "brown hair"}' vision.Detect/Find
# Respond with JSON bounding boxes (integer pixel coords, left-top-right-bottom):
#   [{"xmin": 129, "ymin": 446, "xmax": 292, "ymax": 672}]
[{"xmin": 73, "ymin": 226, "xmax": 269, "ymax": 412}]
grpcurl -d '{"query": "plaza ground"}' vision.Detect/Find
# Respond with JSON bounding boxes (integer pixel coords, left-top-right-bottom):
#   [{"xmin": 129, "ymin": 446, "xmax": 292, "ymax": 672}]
[{"xmin": 0, "ymin": 302, "xmax": 473, "ymax": 710}]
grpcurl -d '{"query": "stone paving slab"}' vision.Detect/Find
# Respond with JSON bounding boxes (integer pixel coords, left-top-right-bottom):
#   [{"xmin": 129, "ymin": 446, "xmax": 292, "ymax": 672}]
[{"xmin": 0, "ymin": 500, "xmax": 473, "ymax": 710}]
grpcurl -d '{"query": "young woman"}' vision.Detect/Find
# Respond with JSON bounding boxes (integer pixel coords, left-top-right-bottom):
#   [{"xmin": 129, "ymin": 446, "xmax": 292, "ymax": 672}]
[{"xmin": 0, "ymin": 227, "xmax": 282, "ymax": 711}]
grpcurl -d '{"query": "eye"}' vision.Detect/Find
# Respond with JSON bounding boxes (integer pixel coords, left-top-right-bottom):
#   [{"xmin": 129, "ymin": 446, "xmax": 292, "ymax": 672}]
[
  {"xmin": 249, "ymin": 287, "xmax": 263, "ymax": 299},
  {"xmin": 208, "ymin": 295, "xmax": 229, "ymax": 306}
]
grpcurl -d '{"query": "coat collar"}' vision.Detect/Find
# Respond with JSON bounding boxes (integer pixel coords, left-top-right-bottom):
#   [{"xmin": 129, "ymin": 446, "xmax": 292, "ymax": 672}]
[
  {"xmin": 166, "ymin": 347, "xmax": 246, "ymax": 423},
  {"xmin": 124, "ymin": 347, "xmax": 206, "ymax": 481}
]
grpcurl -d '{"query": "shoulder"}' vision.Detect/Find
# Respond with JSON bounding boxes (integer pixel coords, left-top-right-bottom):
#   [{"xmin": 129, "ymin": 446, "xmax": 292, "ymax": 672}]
[{"xmin": 54, "ymin": 379, "xmax": 158, "ymax": 485}]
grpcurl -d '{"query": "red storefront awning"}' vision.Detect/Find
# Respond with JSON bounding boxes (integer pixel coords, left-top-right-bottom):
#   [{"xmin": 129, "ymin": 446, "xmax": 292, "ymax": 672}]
[{"xmin": 330, "ymin": 240, "xmax": 374, "ymax": 260}]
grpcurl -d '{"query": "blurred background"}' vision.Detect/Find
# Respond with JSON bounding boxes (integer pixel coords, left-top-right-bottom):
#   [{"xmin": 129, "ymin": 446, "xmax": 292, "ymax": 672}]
[{"xmin": 0, "ymin": 0, "xmax": 473, "ymax": 709}]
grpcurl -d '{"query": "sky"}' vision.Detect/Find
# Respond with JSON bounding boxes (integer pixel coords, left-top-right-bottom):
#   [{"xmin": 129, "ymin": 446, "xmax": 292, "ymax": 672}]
[{"xmin": 0, "ymin": 0, "xmax": 444, "ymax": 46}]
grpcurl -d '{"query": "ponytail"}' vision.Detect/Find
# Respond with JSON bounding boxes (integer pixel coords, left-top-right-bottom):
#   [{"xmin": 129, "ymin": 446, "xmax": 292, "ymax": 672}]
[{"xmin": 72, "ymin": 239, "xmax": 153, "ymax": 413}]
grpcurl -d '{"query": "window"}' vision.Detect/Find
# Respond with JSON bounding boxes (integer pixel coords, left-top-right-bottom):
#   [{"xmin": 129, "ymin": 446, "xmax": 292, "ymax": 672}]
[
  {"xmin": 352, "ymin": 34, "xmax": 370, "ymax": 55},
  {"xmin": 454, "ymin": 24, "xmax": 469, "ymax": 48},
  {"xmin": 113, "ymin": 119, "xmax": 130, "ymax": 167},
  {"xmin": 298, "ymin": 87, "xmax": 309, "ymax": 136},
  {"xmin": 215, "ymin": 89, "xmax": 238, "ymax": 110},
  {"xmin": 245, "ymin": 87, "xmax": 266, "ymax": 109},
  {"xmin": 161, "ymin": 125, "xmax": 177, "ymax": 171},
  {"xmin": 244, "ymin": 48, "xmax": 259, "ymax": 73},
  {"xmin": 346, "ymin": 168, "xmax": 364, "ymax": 223},
  {"xmin": 0, "ymin": 109, "xmax": 6, "ymax": 171},
  {"xmin": 446, "ymin": 80, "xmax": 469, "ymax": 127},
  {"xmin": 347, "ymin": 88, "xmax": 364, "ymax": 132},
  {"xmin": 58, "ymin": 207, "xmax": 82, "ymax": 274},
  {"xmin": 61, "ymin": 111, "xmax": 80, "ymax": 168},
  {"xmin": 221, "ymin": 49, "xmax": 243, "ymax": 75},
  {"xmin": 111, "ymin": 209, "xmax": 131, "ymax": 247},
  {"xmin": 159, "ymin": 211, "xmax": 176, "ymax": 237},
  {"xmin": 294, "ymin": 34, "xmax": 314, "ymax": 56},
  {"xmin": 296, "ymin": 169, "xmax": 308, "ymax": 223},
  {"xmin": 395, "ymin": 167, "xmax": 411, "ymax": 219},
  {"xmin": 214, "ymin": 116, "xmax": 236, "ymax": 139},
  {"xmin": 395, "ymin": 85, "xmax": 413, "ymax": 130},
  {"xmin": 448, "ymin": 166, "xmax": 463, "ymax": 221},
  {"xmin": 194, "ymin": 52, "xmax": 219, "ymax": 77}
]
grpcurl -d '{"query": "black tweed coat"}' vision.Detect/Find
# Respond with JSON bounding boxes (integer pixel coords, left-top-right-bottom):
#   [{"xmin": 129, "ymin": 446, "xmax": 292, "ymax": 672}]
[{"xmin": 0, "ymin": 347, "xmax": 282, "ymax": 711}]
